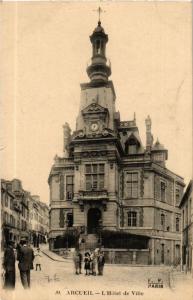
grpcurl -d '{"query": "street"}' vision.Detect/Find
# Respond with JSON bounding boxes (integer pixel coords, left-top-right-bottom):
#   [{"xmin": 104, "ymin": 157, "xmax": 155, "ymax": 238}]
[{"xmin": 1, "ymin": 246, "xmax": 193, "ymax": 300}]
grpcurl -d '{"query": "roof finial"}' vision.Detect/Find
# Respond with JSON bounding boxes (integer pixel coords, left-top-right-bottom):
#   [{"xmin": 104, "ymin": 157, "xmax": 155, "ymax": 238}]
[{"xmin": 94, "ymin": 6, "xmax": 105, "ymax": 24}]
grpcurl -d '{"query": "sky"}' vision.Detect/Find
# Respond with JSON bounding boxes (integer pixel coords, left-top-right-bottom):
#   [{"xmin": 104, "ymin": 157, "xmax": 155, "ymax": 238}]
[{"xmin": 1, "ymin": 1, "xmax": 192, "ymax": 204}]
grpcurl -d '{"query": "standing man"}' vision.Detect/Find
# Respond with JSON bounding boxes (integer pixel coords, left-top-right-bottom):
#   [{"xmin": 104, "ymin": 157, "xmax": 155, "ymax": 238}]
[
  {"xmin": 73, "ymin": 248, "xmax": 82, "ymax": 275},
  {"xmin": 17, "ymin": 240, "xmax": 34, "ymax": 289},
  {"xmin": 78, "ymin": 250, "xmax": 83, "ymax": 274},
  {"xmin": 3, "ymin": 241, "xmax": 16, "ymax": 289},
  {"xmin": 97, "ymin": 251, "xmax": 105, "ymax": 275}
]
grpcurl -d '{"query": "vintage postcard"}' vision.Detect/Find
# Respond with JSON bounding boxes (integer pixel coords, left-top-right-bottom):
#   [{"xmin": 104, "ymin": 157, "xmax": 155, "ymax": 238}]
[{"xmin": 1, "ymin": 1, "xmax": 192, "ymax": 300}]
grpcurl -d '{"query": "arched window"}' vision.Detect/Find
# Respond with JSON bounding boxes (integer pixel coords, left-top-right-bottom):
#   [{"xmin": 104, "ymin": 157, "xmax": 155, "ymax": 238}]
[{"xmin": 96, "ymin": 40, "xmax": 101, "ymax": 54}]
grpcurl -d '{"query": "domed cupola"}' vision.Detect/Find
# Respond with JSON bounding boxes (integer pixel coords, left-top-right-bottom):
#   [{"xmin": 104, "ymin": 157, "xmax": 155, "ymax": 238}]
[{"xmin": 86, "ymin": 21, "xmax": 111, "ymax": 84}]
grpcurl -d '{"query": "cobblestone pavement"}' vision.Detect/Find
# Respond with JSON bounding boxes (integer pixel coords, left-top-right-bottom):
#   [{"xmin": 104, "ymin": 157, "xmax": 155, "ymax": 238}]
[{"xmin": 1, "ymin": 247, "xmax": 193, "ymax": 300}]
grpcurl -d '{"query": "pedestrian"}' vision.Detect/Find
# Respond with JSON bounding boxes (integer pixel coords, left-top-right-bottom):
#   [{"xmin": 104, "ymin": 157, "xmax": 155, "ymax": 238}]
[
  {"xmin": 97, "ymin": 251, "xmax": 105, "ymax": 275},
  {"xmin": 89, "ymin": 250, "xmax": 93, "ymax": 275},
  {"xmin": 84, "ymin": 252, "xmax": 90, "ymax": 275},
  {"xmin": 34, "ymin": 248, "xmax": 42, "ymax": 271},
  {"xmin": 91, "ymin": 249, "xmax": 98, "ymax": 276},
  {"xmin": 73, "ymin": 249, "xmax": 80, "ymax": 275},
  {"xmin": 2, "ymin": 241, "xmax": 16, "ymax": 289},
  {"xmin": 17, "ymin": 239, "xmax": 35, "ymax": 289},
  {"xmin": 78, "ymin": 251, "xmax": 83, "ymax": 274}
]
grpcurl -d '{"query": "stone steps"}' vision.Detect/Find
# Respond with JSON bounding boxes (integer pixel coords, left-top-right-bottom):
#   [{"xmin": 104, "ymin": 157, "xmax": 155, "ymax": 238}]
[{"xmin": 80, "ymin": 234, "xmax": 100, "ymax": 251}]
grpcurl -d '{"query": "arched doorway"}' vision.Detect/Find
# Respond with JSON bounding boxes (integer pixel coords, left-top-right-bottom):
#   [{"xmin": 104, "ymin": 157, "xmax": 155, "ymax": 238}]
[{"xmin": 87, "ymin": 208, "xmax": 101, "ymax": 234}]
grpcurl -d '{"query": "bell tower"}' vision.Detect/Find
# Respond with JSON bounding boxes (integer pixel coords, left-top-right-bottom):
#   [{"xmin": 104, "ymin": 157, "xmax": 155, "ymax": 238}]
[
  {"xmin": 87, "ymin": 21, "xmax": 111, "ymax": 83},
  {"xmin": 75, "ymin": 15, "xmax": 116, "ymax": 134}
]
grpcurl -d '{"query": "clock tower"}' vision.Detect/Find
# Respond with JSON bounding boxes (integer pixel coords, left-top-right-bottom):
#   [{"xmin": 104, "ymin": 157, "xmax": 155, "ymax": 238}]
[{"xmin": 75, "ymin": 21, "xmax": 117, "ymax": 138}]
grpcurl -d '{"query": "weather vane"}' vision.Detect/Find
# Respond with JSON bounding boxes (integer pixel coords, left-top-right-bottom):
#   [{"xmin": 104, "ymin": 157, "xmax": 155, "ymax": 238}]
[{"xmin": 94, "ymin": 6, "xmax": 106, "ymax": 23}]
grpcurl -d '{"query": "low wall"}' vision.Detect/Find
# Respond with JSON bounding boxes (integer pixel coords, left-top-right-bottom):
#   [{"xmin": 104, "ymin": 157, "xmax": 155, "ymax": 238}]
[{"xmin": 103, "ymin": 249, "xmax": 150, "ymax": 265}]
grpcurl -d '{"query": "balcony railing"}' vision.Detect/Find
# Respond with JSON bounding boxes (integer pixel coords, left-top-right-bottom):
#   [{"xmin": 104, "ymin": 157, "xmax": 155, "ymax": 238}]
[{"xmin": 78, "ymin": 190, "xmax": 108, "ymax": 200}]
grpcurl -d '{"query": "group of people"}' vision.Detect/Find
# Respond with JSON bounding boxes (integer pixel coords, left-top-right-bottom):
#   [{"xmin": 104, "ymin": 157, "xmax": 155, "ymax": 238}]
[
  {"xmin": 73, "ymin": 249, "xmax": 105, "ymax": 276},
  {"xmin": 2, "ymin": 239, "xmax": 42, "ymax": 290}
]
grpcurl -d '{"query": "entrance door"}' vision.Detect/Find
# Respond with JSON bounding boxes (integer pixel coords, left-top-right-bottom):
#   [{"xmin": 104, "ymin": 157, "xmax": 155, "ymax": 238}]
[{"xmin": 87, "ymin": 208, "xmax": 101, "ymax": 234}]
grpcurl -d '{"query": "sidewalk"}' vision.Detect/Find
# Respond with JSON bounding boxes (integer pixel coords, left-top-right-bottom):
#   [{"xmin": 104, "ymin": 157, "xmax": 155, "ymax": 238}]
[{"xmin": 39, "ymin": 244, "xmax": 71, "ymax": 262}]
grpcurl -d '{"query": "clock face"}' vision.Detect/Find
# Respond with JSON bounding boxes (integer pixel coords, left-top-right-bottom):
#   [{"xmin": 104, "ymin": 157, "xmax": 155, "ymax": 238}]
[{"xmin": 91, "ymin": 123, "xmax": 99, "ymax": 132}]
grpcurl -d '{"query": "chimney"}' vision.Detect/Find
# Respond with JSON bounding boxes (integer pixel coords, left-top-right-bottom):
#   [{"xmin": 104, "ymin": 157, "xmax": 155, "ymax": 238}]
[
  {"xmin": 145, "ymin": 115, "xmax": 153, "ymax": 151},
  {"xmin": 63, "ymin": 122, "xmax": 71, "ymax": 158}
]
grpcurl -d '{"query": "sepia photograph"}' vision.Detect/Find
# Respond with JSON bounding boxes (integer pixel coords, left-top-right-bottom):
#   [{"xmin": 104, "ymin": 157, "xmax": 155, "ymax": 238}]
[{"xmin": 0, "ymin": 1, "xmax": 192, "ymax": 300}]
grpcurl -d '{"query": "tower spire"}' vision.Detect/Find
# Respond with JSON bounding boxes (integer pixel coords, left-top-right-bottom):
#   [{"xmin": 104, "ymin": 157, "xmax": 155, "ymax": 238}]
[{"xmin": 86, "ymin": 15, "xmax": 111, "ymax": 84}]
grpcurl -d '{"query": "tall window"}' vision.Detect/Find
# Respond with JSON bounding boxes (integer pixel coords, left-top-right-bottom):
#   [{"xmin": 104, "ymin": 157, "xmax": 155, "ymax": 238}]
[
  {"xmin": 10, "ymin": 215, "xmax": 15, "ymax": 227},
  {"xmin": 182, "ymin": 209, "xmax": 184, "ymax": 228},
  {"xmin": 21, "ymin": 206, "xmax": 25, "ymax": 218},
  {"xmin": 59, "ymin": 174, "xmax": 64, "ymax": 200},
  {"xmin": 66, "ymin": 213, "xmax": 73, "ymax": 227},
  {"xmin": 128, "ymin": 211, "xmax": 137, "ymax": 227},
  {"xmin": 175, "ymin": 188, "xmax": 180, "ymax": 204},
  {"xmin": 5, "ymin": 194, "xmax": 8, "ymax": 207},
  {"xmin": 66, "ymin": 176, "xmax": 74, "ymax": 200},
  {"xmin": 160, "ymin": 182, "xmax": 166, "ymax": 202},
  {"xmin": 126, "ymin": 172, "xmax": 138, "ymax": 198},
  {"xmin": 85, "ymin": 164, "xmax": 105, "ymax": 191},
  {"xmin": 161, "ymin": 213, "xmax": 165, "ymax": 228},
  {"xmin": 185, "ymin": 204, "xmax": 188, "ymax": 226},
  {"xmin": 176, "ymin": 217, "xmax": 180, "ymax": 232},
  {"xmin": 10, "ymin": 198, "xmax": 14, "ymax": 210}
]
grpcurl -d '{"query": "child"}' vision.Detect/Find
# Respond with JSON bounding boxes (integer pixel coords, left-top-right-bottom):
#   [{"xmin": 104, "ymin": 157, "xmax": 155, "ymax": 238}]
[
  {"xmin": 35, "ymin": 248, "xmax": 42, "ymax": 271},
  {"xmin": 84, "ymin": 252, "xmax": 90, "ymax": 275}
]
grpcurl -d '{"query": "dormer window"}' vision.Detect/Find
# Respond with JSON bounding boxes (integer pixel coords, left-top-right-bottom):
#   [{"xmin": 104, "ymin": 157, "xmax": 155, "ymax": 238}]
[
  {"xmin": 128, "ymin": 142, "xmax": 137, "ymax": 154},
  {"xmin": 125, "ymin": 136, "xmax": 140, "ymax": 155}
]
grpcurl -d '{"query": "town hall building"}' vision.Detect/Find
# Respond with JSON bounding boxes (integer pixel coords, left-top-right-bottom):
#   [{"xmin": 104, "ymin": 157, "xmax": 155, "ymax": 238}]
[{"xmin": 48, "ymin": 20, "xmax": 185, "ymax": 265}]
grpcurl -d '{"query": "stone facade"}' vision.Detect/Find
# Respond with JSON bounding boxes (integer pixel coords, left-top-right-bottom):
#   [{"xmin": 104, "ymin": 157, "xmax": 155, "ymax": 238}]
[{"xmin": 48, "ymin": 21, "xmax": 184, "ymax": 265}]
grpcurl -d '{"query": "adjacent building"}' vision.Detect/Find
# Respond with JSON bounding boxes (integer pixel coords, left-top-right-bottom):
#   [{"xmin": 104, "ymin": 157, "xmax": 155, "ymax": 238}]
[
  {"xmin": 180, "ymin": 180, "xmax": 193, "ymax": 272},
  {"xmin": 1, "ymin": 179, "xmax": 29, "ymax": 248},
  {"xmin": 28, "ymin": 195, "xmax": 49, "ymax": 246},
  {"xmin": 1, "ymin": 178, "xmax": 49, "ymax": 249},
  {"xmin": 48, "ymin": 21, "xmax": 185, "ymax": 264}
]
